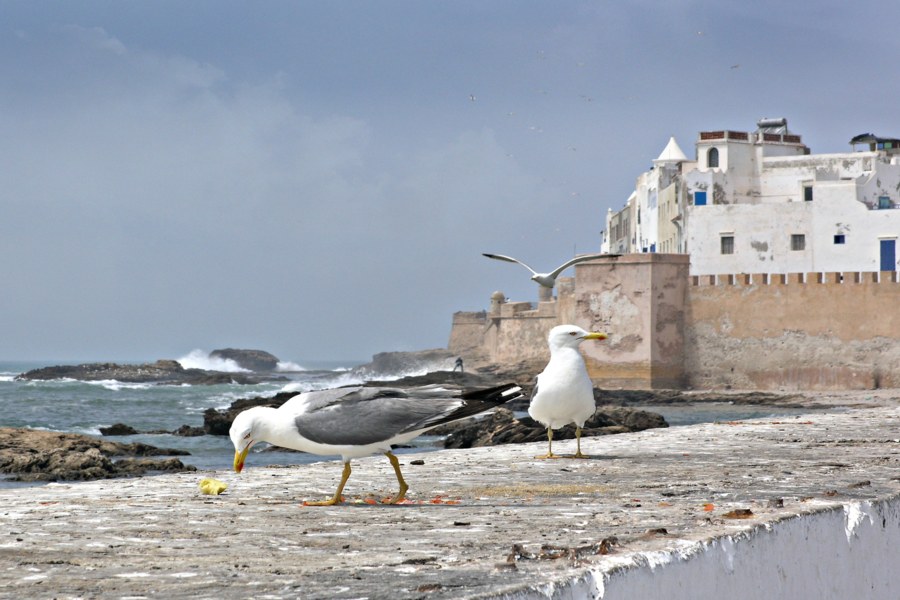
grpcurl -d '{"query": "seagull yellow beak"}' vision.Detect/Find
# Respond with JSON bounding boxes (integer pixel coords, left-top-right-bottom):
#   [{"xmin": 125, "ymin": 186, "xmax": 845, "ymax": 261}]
[
  {"xmin": 583, "ymin": 332, "xmax": 608, "ymax": 340},
  {"xmin": 234, "ymin": 446, "xmax": 250, "ymax": 473}
]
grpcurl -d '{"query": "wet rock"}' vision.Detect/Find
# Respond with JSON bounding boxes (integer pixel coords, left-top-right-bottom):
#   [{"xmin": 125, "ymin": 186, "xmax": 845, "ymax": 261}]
[
  {"xmin": 352, "ymin": 349, "xmax": 457, "ymax": 380},
  {"xmin": 17, "ymin": 360, "xmax": 288, "ymax": 385},
  {"xmin": 171, "ymin": 425, "xmax": 206, "ymax": 437},
  {"xmin": 99, "ymin": 423, "xmax": 139, "ymax": 436},
  {"xmin": 438, "ymin": 406, "xmax": 668, "ymax": 449},
  {"xmin": 202, "ymin": 391, "xmax": 300, "ymax": 435},
  {"xmin": 210, "ymin": 348, "xmax": 280, "ymax": 371},
  {"xmin": 0, "ymin": 428, "xmax": 195, "ymax": 482}
]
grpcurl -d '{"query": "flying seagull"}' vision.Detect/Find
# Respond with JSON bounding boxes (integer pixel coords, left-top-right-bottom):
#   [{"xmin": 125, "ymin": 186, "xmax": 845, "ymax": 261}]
[
  {"xmin": 482, "ymin": 252, "xmax": 618, "ymax": 288},
  {"xmin": 230, "ymin": 382, "xmax": 523, "ymax": 505},
  {"xmin": 528, "ymin": 324, "xmax": 608, "ymax": 459}
]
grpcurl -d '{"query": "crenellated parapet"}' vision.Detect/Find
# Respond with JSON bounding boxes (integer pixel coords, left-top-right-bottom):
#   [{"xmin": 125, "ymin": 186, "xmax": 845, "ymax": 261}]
[
  {"xmin": 691, "ymin": 271, "xmax": 900, "ymax": 286},
  {"xmin": 450, "ymin": 254, "xmax": 900, "ymax": 391}
]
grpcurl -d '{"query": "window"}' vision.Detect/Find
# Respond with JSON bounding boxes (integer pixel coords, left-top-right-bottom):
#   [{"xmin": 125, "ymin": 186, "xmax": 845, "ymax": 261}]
[
  {"xmin": 804, "ymin": 186, "xmax": 813, "ymax": 201},
  {"xmin": 834, "ymin": 234, "xmax": 846, "ymax": 244},
  {"xmin": 720, "ymin": 235, "xmax": 734, "ymax": 255},
  {"xmin": 708, "ymin": 147, "xmax": 719, "ymax": 168},
  {"xmin": 879, "ymin": 196, "xmax": 891, "ymax": 209},
  {"xmin": 694, "ymin": 191, "xmax": 707, "ymax": 206},
  {"xmin": 791, "ymin": 234, "xmax": 806, "ymax": 251}
]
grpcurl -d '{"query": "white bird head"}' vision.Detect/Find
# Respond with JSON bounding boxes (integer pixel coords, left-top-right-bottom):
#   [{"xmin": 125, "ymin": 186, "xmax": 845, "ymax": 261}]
[
  {"xmin": 547, "ymin": 324, "xmax": 608, "ymax": 351},
  {"xmin": 230, "ymin": 409, "xmax": 259, "ymax": 473}
]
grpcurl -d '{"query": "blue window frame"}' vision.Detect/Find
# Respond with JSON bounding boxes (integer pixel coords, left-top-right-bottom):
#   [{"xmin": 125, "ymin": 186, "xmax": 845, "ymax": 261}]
[
  {"xmin": 694, "ymin": 191, "xmax": 707, "ymax": 206},
  {"xmin": 880, "ymin": 239, "xmax": 896, "ymax": 271}
]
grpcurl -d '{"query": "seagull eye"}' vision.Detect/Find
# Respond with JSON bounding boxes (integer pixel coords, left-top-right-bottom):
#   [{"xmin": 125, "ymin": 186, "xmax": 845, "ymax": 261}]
[
  {"xmin": 243, "ymin": 433, "xmax": 252, "ymax": 440},
  {"xmin": 569, "ymin": 332, "xmax": 578, "ymax": 336}
]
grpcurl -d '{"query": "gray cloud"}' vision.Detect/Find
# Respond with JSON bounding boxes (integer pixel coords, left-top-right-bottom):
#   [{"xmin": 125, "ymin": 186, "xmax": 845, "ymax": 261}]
[{"xmin": 1, "ymin": 2, "xmax": 899, "ymax": 362}]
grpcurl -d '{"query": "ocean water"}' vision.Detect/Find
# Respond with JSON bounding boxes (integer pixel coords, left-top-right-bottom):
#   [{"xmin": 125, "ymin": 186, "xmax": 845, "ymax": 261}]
[
  {"xmin": 0, "ymin": 353, "xmax": 444, "ymax": 487},
  {"xmin": 0, "ymin": 354, "xmax": 822, "ymax": 488}
]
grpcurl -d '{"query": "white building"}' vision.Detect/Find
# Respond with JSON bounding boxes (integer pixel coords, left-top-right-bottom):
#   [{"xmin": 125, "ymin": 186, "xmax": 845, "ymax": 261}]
[{"xmin": 602, "ymin": 118, "xmax": 900, "ymax": 275}]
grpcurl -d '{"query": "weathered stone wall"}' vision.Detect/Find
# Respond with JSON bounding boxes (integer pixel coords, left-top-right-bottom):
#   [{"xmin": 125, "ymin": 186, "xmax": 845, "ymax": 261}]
[
  {"xmin": 449, "ymin": 256, "xmax": 900, "ymax": 390},
  {"xmin": 573, "ymin": 254, "xmax": 689, "ymax": 389},
  {"xmin": 684, "ymin": 272, "xmax": 900, "ymax": 390}
]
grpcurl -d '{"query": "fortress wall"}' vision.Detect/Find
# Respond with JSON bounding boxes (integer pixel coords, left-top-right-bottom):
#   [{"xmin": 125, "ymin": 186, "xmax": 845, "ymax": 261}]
[
  {"xmin": 574, "ymin": 254, "xmax": 690, "ymax": 389},
  {"xmin": 449, "ymin": 257, "xmax": 900, "ymax": 390},
  {"xmin": 684, "ymin": 271, "xmax": 900, "ymax": 390},
  {"xmin": 447, "ymin": 311, "xmax": 489, "ymax": 359}
]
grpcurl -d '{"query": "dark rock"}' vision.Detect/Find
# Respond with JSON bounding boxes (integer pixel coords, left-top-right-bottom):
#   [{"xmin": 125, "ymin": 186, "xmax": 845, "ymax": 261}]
[
  {"xmin": 17, "ymin": 360, "xmax": 288, "ymax": 385},
  {"xmin": 367, "ymin": 370, "xmax": 495, "ymax": 388},
  {"xmin": 352, "ymin": 349, "xmax": 457, "ymax": 380},
  {"xmin": 99, "ymin": 423, "xmax": 139, "ymax": 436},
  {"xmin": 439, "ymin": 406, "xmax": 668, "ymax": 449},
  {"xmin": 171, "ymin": 425, "xmax": 206, "ymax": 437},
  {"xmin": 0, "ymin": 428, "xmax": 195, "ymax": 482},
  {"xmin": 202, "ymin": 391, "xmax": 300, "ymax": 435},
  {"xmin": 210, "ymin": 348, "xmax": 281, "ymax": 371}
]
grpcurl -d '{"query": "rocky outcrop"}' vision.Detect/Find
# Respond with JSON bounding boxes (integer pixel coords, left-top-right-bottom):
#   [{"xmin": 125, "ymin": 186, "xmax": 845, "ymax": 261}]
[
  {"xmin": 210, "ymin": 348, "xmax": 280, "ymax": 371},
  {"xmin": 352, "ymin": 349, "xmax": 458, "ymax": 380},
  {"xmin": 17, "ymin": 360, "xmax": 288, "ymax": 385},
  {"xmin": 0, "ymin": 428, "xmax": 195, "ymax": 482},
  {"xmin": 201, "ymin": 391, "xmax": 300, "ymax": 435},
  {"xmin": 437, "ymin": 406, "xmax": 668, "ymax": 449}
]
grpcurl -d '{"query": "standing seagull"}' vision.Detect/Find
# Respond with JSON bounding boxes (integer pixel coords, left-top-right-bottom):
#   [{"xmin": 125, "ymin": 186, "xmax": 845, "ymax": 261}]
[
  {"xmin": 482, "ymin": 252, "xmax": 617, "ymax": 288},
  {"xmin": 231, "ymin": 382, "xmax": 523, "ymax": 505},
  {"xmin": 529, "ymin": 325, "xmax": 608, "ymax": 459}
]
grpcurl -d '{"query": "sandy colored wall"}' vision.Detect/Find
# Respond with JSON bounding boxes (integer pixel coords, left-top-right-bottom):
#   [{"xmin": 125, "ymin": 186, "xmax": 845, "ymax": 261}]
[
  {"xmin": 449, "ymin": 255, "xmax": 900, "ymax": 390},
  {"xmin": 573, "ymin": 254, "xmax": 689, "ymax": 389},
  {"xmin": 684, "ymin": 272, "xmax": 900, "ymax": 390}
]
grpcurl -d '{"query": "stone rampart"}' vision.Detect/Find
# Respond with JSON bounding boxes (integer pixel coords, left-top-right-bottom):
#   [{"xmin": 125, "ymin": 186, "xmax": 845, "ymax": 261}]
[
  {"xmin": 450, "ymin": 255, "xmax": 900, "ymax": 390},
  {"xmin": 685, "ymin": 270, "xmax": 900, "ymax": 390}
]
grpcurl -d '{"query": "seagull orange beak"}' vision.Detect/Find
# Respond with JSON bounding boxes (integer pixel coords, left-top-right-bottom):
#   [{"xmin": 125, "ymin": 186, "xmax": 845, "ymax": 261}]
[
  {"xmin": 583, "ymin": 332, "xmax": 608, "ymax": 341},
  {"xmin": 234, "ymin": 446, "xmax": 250, "ymax": 473}
]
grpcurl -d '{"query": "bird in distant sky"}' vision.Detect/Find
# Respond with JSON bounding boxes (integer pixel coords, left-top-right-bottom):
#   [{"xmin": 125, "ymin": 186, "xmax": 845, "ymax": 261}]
[{"xmin": 482, "ymin": 252, "xmax": 618, "ymax": 288}]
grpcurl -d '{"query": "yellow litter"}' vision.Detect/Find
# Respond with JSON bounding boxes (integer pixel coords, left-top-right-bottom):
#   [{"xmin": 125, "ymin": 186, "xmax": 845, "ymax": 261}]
[{"xmin": 199, "ymin": 477, "xmax": 228, "ymax": 495}]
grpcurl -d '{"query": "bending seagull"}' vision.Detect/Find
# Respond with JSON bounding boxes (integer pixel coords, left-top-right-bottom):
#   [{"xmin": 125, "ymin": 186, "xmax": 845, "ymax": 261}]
[
  {"xmin": 231, "ymin": 382, "xmax": 523, "ymax": 505},
  {"xmin": 529, "ymin": 325, "xmax": 607, "ymax": 459},
  {"xmin": 482, "ymin": 252, "xmax": 617, "ymax": 288}
]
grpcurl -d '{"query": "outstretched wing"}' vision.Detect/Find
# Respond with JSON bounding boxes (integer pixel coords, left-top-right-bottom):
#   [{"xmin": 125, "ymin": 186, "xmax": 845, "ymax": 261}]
[
  {"xmin": 482, "ymin": 253, "xmax": 538, "ymax": 276},
  {"xmin": 546, "ymin": 253, "xmax": 616, "ymax": 279}
]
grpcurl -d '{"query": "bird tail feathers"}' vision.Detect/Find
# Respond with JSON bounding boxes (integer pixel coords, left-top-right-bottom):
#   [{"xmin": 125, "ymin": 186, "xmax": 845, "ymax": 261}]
[{"xmin": 460, "ymin": 382, "xmax": 523, "ymax": 404}]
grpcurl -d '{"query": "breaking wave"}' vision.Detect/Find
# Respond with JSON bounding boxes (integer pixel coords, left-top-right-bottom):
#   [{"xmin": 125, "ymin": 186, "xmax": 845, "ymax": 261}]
[
  {"xmin": 176, "ymin": 349, "xmax": 249, "ymax": 373},
  {"xmin": 275, "ymin": 361, "xmax": 306, "ymax": 372}
]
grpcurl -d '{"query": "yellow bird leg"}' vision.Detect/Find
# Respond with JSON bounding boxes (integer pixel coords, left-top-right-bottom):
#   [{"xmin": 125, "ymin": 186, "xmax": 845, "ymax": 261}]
[
  {"xmin": 573, "ymin": 426, "xmax": 589, "ymax": 459},
  {"xmin": 535, "ymin": 427, "xmax": 558, "ymax": 459},
  {"xmin": 304, "ymin": 461, "xmax": 351, "ymax": 506},
  {"xmin": 383, "ymin": 451, "xmax": 408, "ymax": 504}
]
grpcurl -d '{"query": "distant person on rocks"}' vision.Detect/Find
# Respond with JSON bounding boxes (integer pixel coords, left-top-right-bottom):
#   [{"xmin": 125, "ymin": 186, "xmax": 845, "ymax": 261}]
[{"xmin": 453, "ymin": 357, "xmax": 465, "ymax": 373}]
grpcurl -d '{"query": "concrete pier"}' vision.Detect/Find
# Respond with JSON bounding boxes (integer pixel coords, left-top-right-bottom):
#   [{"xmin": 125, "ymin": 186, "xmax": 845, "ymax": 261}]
[{"xmin": 3, "ymin": 403, "xmax": 900, "ymax": 599}]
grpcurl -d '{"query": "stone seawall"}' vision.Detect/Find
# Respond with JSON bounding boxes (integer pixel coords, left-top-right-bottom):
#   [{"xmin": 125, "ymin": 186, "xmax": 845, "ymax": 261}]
[
  {"xmin": 685, "ymin": 271, "xmax": 900, "ymax": 390},
  {"xmin": 450, "ymin": 255, "xmax": 900, "ymax": 390},
  {"xmin": 2, "ymin": 402, "xmax": 899, "ymax": 598}
]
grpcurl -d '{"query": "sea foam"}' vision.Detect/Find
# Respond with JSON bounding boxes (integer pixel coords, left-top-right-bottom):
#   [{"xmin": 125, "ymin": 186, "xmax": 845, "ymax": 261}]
[
  {"xmin": 176, "ymin": 349, "xmax": 249, "ymax": 373},
  {"xmin": 275, "ymin": 361, "xmax": 306, "ymax": 372}
]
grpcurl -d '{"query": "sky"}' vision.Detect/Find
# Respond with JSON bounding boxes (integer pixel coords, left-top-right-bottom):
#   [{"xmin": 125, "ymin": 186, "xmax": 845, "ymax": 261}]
[{"xmin": 2, "ymin": 1, "xmax": 899, "ymax": 363}]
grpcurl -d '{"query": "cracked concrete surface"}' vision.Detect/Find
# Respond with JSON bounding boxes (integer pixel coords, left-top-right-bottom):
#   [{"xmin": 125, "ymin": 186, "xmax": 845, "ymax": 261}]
[{"xmin": 2, "ymin": 404, "xmax": 900, "ymax": 599}]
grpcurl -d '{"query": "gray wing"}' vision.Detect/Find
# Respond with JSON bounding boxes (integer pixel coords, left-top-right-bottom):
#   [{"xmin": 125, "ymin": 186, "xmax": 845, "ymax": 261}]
[
  {"xmin": 292, "ymin": 383, "xmax": 522, "ymax": 446},
  {"xmin": 482, "ymin": 253, "xmax": 538, "ymax": 276},
  {"xmin": 293, "ymin": 387, "xmax": 465, "ymax": 446},
  {"xmin": 546, "ymin": 254, "xmax": 612, "ymax": 279}
]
